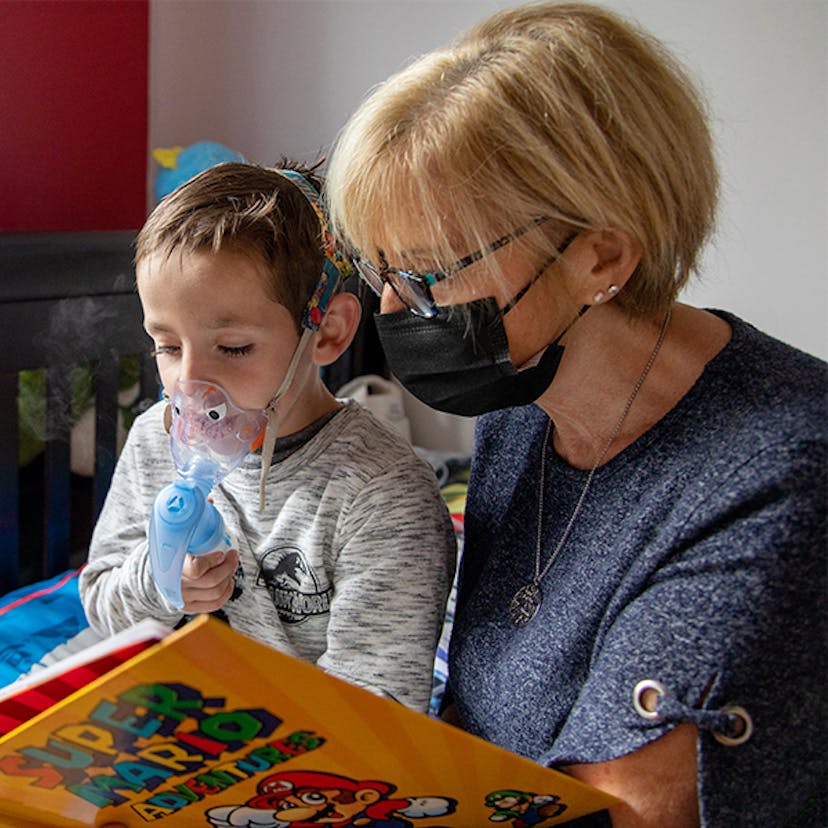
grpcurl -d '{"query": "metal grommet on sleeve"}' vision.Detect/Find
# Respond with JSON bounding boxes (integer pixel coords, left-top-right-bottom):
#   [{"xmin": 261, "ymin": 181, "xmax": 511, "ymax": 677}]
[
  {"xmin": 633, "ymin": 678, "xmax": 667, "ymax": 720},
  {"xmin": 713, "ymin": 705, "xmax": 754, "ymax": 746}
]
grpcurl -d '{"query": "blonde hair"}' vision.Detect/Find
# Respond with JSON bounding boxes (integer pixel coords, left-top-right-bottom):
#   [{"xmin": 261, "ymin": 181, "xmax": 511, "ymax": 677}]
[
  {"xmin": 326, "ymin": 2, "xmax": 718, "ymax": 317},
  {"xmin": 136, "ymin": 161, "xmax": 325, "ymax": 330}
]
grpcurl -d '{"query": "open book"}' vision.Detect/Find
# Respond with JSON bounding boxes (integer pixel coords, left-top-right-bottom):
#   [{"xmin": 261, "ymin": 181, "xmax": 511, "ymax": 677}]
[{"xmin": 0, "ymin": 615, "xmax": 617, "ymax": 827}]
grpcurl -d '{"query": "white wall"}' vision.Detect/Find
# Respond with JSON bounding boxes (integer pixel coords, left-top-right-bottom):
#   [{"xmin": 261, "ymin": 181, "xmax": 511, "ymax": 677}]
[{"xmin": 150, "ymin": 0, "xmax": 827, "ymax": 371}]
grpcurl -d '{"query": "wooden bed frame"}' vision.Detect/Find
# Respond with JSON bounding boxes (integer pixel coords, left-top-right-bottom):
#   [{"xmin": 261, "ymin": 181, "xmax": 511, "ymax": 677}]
[{"xmin": 0, "ymin": 232, "xmax": 159, "ymax": 594}]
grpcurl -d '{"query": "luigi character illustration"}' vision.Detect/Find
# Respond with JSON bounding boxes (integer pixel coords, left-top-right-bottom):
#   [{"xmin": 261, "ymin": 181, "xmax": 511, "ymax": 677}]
[{"xmin": 484, "ymin": 789, "xmax": 567, "ymax": 827}]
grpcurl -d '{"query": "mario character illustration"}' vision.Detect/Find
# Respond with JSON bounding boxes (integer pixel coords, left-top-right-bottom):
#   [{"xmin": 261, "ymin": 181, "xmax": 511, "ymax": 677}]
[
  {"xmin": 205, "ymin": 769, "xmax": 457, "ymax": 827},
  {"xmin": 484, "ymin": 789, "xmax": 567, "ymax": 827}
]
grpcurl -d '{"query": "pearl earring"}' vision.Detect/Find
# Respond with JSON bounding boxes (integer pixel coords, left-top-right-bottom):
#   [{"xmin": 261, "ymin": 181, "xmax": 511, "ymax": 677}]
[{"xmin": 594, "ymin": 284, "xmax": 620, "ymax": 304}]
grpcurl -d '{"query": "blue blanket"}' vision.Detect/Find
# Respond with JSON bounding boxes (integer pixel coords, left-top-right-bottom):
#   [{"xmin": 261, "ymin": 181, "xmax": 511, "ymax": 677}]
[{"xmin": 0, "ymin": 569, "xmax": 90, "ymax": 687}]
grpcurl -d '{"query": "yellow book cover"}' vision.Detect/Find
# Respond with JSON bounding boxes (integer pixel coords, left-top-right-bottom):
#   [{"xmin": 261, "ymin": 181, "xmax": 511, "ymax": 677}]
[{"xmin": 0, "ymin": 615, "xmax": 617, "ymax": 827}]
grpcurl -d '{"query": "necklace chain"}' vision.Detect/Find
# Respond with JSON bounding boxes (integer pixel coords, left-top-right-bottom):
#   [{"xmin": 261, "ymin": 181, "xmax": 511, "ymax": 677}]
[{"xmin": 509, "ymin": 309, "xmax": 672, "ymax": 627}]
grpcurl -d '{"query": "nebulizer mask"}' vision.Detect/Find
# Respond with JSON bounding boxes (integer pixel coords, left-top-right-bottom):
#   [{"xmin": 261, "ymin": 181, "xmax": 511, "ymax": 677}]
[
  {"xmin": 148, "ymin": 381, "xmax": 267, "ymax": 608},
  {"xmin": 148, "ymin": 167, "xmax": 352, "ymax": 609}
]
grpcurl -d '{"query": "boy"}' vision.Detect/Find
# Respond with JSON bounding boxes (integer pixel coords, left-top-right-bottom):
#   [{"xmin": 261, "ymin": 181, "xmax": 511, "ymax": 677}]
[{"xmin": 79, "ymin": 162, "xmax": 456, "ymax": 713}]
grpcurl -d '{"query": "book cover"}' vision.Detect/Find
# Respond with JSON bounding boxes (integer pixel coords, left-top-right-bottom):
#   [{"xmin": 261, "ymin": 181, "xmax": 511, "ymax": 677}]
[{"xmin": 0, "ymin": 615, "xmax": 618, "ymax": 827}]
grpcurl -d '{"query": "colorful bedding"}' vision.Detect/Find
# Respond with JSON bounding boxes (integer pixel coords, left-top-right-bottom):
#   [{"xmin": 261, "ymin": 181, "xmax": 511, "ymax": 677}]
[{"xmin": 0, "ymin": 569, "xmax": 97, "ymax": 689}]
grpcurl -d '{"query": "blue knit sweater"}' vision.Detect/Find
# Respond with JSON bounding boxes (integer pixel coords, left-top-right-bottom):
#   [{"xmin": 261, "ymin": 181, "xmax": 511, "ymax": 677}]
[{"xmin": 449, "ymin": 312, "xmax": 826, "ymax": 825}]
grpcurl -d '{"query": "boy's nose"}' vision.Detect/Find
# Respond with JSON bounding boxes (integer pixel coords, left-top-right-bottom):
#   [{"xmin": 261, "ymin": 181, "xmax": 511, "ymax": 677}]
[{"xmin": 178, "ymin": 348, "xmax": 203, "ymax": 382}]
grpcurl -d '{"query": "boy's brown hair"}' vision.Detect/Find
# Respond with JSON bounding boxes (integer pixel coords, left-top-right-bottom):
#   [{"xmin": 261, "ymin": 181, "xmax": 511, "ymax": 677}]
[{"xmin": 136, "ymin": 160, "xmax": 327, "ymax": 332}]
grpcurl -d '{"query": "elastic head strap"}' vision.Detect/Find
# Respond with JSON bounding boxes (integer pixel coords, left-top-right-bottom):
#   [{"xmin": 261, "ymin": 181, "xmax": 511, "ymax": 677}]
[
  {"xmin": 258, "ymin": 327, "xmax": 314, "ymax": 511},
  {"xmin": 274, "ymin": 169, "xmax": 353, "ymax": 331},
  {"xmin": 258, "ymin": 170, "xmax": 352, "ymax": 510}
]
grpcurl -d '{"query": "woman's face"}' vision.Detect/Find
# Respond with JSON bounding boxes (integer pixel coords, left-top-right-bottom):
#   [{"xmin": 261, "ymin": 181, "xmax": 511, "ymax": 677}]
[{"xmin": 375, "ymin": 223, "xmax": 581, "ymax": 368}]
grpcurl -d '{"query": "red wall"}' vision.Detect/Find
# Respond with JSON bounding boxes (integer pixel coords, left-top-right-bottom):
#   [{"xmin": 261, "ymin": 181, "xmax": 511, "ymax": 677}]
[{"xmin": 0, "ymin": 0, "xmax": 149, "ymax": 232}]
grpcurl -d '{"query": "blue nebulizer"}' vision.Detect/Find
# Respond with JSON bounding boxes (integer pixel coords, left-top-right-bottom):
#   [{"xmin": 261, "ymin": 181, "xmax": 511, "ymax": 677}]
[{"xmin": 148, "ymin": 380, "xmax": 267, "ymax": 609}]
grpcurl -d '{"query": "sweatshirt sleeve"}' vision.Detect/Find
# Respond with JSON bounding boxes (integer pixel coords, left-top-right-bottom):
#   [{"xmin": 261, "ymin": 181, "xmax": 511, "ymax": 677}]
[
  {"xmin": 317, "ymin": 451, "xmax": 457, "ymax": 713},
  {"xmin": 79, "ymin": 404, "xmax": 184, "ymax": 636}
]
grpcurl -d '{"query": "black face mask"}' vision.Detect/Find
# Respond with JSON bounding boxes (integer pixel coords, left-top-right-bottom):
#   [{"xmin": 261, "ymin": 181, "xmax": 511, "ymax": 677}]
[{"xmin": 374, "ymin": 299, "xmax": 580, "ymax": 416}]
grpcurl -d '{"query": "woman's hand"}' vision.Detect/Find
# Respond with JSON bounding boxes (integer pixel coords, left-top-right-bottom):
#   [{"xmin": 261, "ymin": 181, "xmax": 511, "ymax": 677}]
[{"xmin": 179, "ymin": 548, "xmax": 239, "ymax": 613}]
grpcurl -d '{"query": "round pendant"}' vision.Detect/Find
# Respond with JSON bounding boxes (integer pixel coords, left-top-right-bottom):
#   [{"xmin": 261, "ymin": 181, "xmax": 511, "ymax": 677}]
[{"xmin": 509, "ymin": 582, "xmax": 543, "ymax": 628}]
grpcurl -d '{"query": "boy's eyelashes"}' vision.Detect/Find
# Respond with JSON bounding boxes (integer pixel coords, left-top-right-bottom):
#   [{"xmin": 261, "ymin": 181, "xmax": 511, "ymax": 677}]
[
  {"xmin": 219, "ymin": 344, "xmax": 254, "ymax": 357},
  {"xmin": 149, "ymin": 344, "xmax": 254, "ymax": 358},
  {"xmin": 149, "ymin": 345, "xmax": 179, "ymax": 357}
]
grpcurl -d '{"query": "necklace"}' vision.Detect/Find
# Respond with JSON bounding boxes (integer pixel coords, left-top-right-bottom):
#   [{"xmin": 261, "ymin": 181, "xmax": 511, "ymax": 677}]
[{"xmin": 508, "ymin": 310, "xmax": 672, "ymax": 628}]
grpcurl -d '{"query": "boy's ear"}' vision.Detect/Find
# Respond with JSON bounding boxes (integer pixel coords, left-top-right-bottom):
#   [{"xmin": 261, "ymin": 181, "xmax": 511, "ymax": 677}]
[{"xmin": 311, "ymin": 292, "xmax": 362, "ymax": 366}]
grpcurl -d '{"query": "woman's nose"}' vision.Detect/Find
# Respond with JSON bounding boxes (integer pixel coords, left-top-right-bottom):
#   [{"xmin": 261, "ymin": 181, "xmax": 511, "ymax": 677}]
[{"xmin": 379, "ymin": 284, "xmax": 407, "ymax": 314}]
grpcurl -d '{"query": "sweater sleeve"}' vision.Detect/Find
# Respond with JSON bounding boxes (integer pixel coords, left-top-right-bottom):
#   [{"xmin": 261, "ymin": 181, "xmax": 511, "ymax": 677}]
[
  {"xmin": 79, "ymin": 404, "xmax": 185, "ymax": 636},
  {"xmin": 550, "ymin": 440, "xmax": 826, "ymax": 825},
  {"xmin": 317, "ymin": 452, "xmax": 457, "ymax": 713}
]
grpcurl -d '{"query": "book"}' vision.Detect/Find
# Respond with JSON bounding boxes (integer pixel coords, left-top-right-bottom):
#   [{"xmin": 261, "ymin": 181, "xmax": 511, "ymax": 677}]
[{"xmin": 0, "ymin": 615, "xmax": 618, "ymax": 827}]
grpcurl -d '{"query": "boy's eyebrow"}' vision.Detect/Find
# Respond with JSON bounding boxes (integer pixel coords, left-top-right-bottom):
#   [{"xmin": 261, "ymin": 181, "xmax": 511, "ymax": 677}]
[
  {"xmin": 143, "ymin": 318, "xmax": 267, "ymax": 333},
  {"xmin": 204, "ymin": 316, "xmax": 266, "ymax": 330}
]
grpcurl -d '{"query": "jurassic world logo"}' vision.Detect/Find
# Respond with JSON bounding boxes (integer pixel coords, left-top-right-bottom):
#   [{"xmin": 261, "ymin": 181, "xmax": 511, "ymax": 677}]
[{"xmin": 256, "ymin": 547, "xmax": 332, "ymax": 624}]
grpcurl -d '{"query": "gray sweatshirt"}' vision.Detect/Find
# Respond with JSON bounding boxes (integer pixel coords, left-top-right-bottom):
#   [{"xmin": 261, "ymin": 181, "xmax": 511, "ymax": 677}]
[{"xmin": 80, "ymin": 400, "xmax": 456, "ymax": 712}]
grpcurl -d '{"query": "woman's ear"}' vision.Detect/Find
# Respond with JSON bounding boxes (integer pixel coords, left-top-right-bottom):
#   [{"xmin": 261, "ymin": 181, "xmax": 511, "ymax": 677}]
[
  {"xmin": 568, "ymin": 229, "xmax": 642, "ymax": 306},
  {"xmin": 311, "ymin": 292, "xmax": 362, "ymax": 366}
]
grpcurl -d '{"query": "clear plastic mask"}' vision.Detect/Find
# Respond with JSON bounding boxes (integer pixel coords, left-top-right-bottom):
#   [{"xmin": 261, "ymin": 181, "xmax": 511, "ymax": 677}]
[{"xmin": 167, "ymin": 380, "xmax": 268, "ymax": 489}]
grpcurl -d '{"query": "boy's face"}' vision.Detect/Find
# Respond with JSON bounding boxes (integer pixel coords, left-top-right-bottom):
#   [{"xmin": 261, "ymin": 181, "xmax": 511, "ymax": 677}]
[{"xmin": 138, "ymin": 247, "xmax": 301, "ymax": 413}]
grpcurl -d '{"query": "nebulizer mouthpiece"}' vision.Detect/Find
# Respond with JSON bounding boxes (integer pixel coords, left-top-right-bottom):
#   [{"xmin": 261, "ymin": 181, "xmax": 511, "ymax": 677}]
[{"xmin": 148, "ymin": 380, "xmax": 267, "ymax": 608}]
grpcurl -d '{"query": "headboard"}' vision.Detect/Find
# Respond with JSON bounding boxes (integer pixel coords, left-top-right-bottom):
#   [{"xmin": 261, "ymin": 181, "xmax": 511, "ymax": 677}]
[{"xmin": 0, "ymin": 232, "xmax": 159, "ymax": 594}]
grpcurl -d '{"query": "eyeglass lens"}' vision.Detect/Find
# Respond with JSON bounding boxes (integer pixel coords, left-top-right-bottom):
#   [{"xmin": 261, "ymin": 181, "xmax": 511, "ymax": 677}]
[{"xmin": 354, "ymin": 259, "xmax": 436, "ymax": 317}]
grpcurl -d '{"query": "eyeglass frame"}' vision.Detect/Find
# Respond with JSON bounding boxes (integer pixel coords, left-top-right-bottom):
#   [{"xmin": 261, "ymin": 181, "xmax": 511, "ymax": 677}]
[{"xmin": 353, "ymin": 217, "xmax": 574, "ymax": 318}]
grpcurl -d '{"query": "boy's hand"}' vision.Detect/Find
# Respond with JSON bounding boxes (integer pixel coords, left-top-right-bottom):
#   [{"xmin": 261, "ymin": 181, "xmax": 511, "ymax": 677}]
[{"xmin": 180, "ymin": 548, "xmax": 239, "ymax": 613}]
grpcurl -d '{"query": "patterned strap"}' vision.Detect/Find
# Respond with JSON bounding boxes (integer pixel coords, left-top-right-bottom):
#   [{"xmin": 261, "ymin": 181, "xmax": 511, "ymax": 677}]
[{"xmin": 274, "ymin": 169, "xmax": 353, "ymax": 331}]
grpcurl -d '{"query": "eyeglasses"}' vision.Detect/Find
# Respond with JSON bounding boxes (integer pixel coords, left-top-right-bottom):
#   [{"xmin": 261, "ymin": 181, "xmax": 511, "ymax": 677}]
[{"xmin": 353, "ymin": 217, "xmax": 566, "ymax": 318}]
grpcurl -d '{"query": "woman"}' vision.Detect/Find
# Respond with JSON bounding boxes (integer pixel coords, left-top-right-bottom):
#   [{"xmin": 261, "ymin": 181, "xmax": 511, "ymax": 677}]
[{"xmin": 325, "ymin": 3, "xmax": 826, "ymax": 825}]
